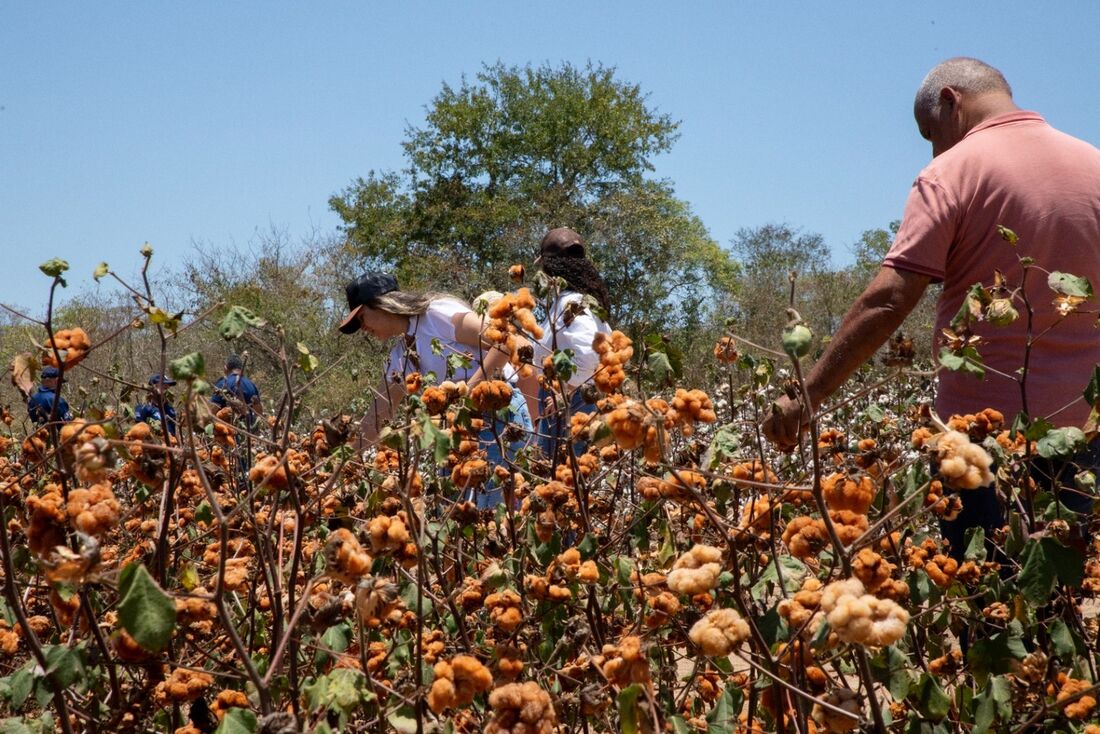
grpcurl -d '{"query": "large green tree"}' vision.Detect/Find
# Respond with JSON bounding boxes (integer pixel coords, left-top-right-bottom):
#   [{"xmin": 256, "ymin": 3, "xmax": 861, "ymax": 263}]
[{"xmin": 330, "ymin": 61, "xmax": 737, "ymax": 329}]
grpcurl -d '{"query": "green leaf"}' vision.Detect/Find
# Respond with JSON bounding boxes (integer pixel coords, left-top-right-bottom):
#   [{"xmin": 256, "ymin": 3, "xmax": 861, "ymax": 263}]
[
  {"xmin": 1086, "ymin": 365, "xmax": 1100, "ymax": 408},
  {"xmin": 618, "ymin": 683, "xmax": 643, "ymax": 734},
  {"xmin": 446, "ymin": 352, "xmax": 471, "ymax": 374},
  {"xmin": 643, "ymin": 333, "xmax": 682, "ymax": 380},
  {"xmin": 9, "ymin": 667, "xmax": 33, "ymax": 710},
  {"xmin": 194, "ymin": 501, "xmax": 213, "ymax": 525},
  {"xmin": 1048, "ymin": 271, "xmax": 1094, "ymax": 299},
  {"xmin": 297, "ymin": 343, "xmax": 320, "ymax": 373},
  {"xmin": 1050, "ymin": 618, "xmax": 1077, "ymax": 660},
  {"xmin": 147, "ymin": 306, "xmax": 183, "ymax": 334},
  {"xmin": 907, "ymin": 568, "xmax": 931, "ymax": 605},
  {"xmin": 0, "ymin": 719, "xmax": 33, "ymax": 734},
  {"xmin": 951, "ymin": 283, "xmax": 991, "ymax": 328},
  {"xmin": 551, "ymin": 349, "xmax": 576, "ymax": 383},
  {"xmin": 1017, "ymin": 539, "xmax": 1056, "ymax": 604},
  {"xmin": 1042, "ymin": 536, "xmax": 1084, "ymax": 587},
  {"xmin": 420, "ymin": 415, "xmax": 454, "ymax": 464},
  {"xmin": 1036, "ymin": 426, "xmax": 1086, "ymax": 461},
  {"xmin": 701, "ymin": 424, "xmax": 739, "ymax": 470},
  {"xmin": 938, "ymin": 346, "xmax": 985, "ymax": 380},
  {"xmin": 42, "ymin": 644, "xmax": 84, "ymax": 689},
  {"xmin": 321, "ymin": 623, "xmax": 352, "ymax": 656},
  {"xmin": 909, "ymin": 673, "xmax": 950, "ymax": 721},
  {"xmin": 754, "ymin": 607, "xmax": 788, "ymax": 647},
  {"xmin": 38, "ymin": 258, "xmax": 69, "ymax": 278},
  {"xmin": 213, "ymin": 708, "xmax": 257, "ymax": 734},
  {"xmin": 752, "ymin": 555, "xmax": 806, "ymax": 597},
  {"xmin": 706, "ymin": 686, "xmax": 739, "ymax": 734},
  {"xmin": 179, "ymin": 564, "xmax": 200, "ymax": 592},
  {"xmin": 169, "ymin": 352, "xmax": 205, "ymax": 381},
  {"xmin": 219, "ymin": 306, "xmax": 266, "ymax": 340},
  {"xmin": 967, "ymin": 620, "xmax": 1028, "ymax": 686},
  {"xmin": 118, "ymin": 563, "xmax": 177, "ymax": 652},
  {"xmin": 963, "ymin": 527, "xmax": 987, "ymax": 562},
  {"xmin": 668, "ymin": 716, "xmax": 691, "ymax": 734},
  {"xmin": 386, "ymin": 713, "xmax": 418, "ymax": 734},
  {"xmin": 646, "ymin": 351, "xmax": 675, "ymax": 386},
  {"xmin": 92, "ymin": 262, "xmax": 110, "ymax": 281},
  {"xmin": 972, "ymin": 676, "xmax": 1012, "ymax": 734}
]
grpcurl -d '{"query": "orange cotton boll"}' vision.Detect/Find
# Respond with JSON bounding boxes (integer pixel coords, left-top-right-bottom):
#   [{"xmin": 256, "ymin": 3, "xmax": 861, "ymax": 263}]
[
  {"xmin": 666, "ymin": 388, "xmax": 717, "ymax": 435},
  {"xmin": 601, "ymin": 635, "xmax": 651, "ymax": 688},
  {"xmin": 42, "ymin": 328, "xmax": 91, "ymax": 367},
  {"xmin": 26, "ymin": 485, "xmax": 67, "ymax": 557},
  {"xmin": 592, "ymin": 331, "xmax": 633, "ymax": 393},
  {"xmin": 730, "ymin": 460, "xmax": 779, "ymax": 488},
  {"xmin": 932, "ymin": 430, "xmax": 995, "ymax": 490},
  {"xmin": 323, "ymin": 528, "xmax": 372, "ymax": 584},
  {"xmin": 154, "ymin": 668, "xmax": 214, "ymax": 705},
  {"xmin": 470, "ymin": 380, "xmax": 512, "ymax": 414},
  {"xmin": 485, "ymin": 589, "xmax": 523, "ymax": 633},
  {"xmin": 405, "ymin": 372, "xmax": 422, "ymax": 394},
  {"xmin": 713, "ymin": 336, "xmax": 738, "ymax": 363},
  {"xmin": 821, "ymin": 473, "xmax": 876, "ymax": 515},
  {"xmin": 248, "ymin": 454, "xmax": 288, "ymax": 491},
  {"xmin": 485, "ymin": 681, "xmax": 557, "ymax": 734},
  {"xmin": 65, "ymin": 482, "xmax": 121, "ymax": 536},
  {"xmin": 782, "ymin": 516, "xmax": 830, "ymax": 561},
  {"xmin": 368, "ymin": 514, "xmax": 411, "ymax": 554},
  {"xmin": 451, "ymin": 458, "xmax": 489, "ymax": 489},
  {"xmin": 427, "ymin": 655, "xmax": 493, "ymax": 713},
  {"xmin": 509, "ymin": 264, "xmax": 525, "ymax": 283}
]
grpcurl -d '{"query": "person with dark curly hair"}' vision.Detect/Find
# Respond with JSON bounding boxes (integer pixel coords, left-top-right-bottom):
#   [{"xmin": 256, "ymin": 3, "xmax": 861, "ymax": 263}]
[{"xmin": 534, "ymin": 227, "xmax": 612, "ymax": 462}]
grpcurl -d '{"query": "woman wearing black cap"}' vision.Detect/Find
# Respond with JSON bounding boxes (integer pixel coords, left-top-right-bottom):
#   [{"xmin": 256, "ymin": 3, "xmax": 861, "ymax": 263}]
[
  {"xmin": 533, "ymin": 228, "xmax": 613, "ymax": 461},
  {"xmin": 339, "ymin": 273, "xmax": 532, "ymax": 507}
]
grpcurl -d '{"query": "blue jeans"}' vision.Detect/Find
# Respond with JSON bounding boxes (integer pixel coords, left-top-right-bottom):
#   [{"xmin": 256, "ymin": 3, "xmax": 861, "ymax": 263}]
[
  {"xmin": 538, "ymin": 388, "xmax": 596, "ymax": 464},
  {"xmin": 468, "ymin": 388, "xmax": 533, "ymax": 510}
]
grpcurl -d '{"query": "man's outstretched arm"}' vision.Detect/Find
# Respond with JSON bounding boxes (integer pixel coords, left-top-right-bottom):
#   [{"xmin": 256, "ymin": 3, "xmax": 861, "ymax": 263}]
[{"xmin": 763, "ymin": 266, "xmax": 932, "ymax": 448}]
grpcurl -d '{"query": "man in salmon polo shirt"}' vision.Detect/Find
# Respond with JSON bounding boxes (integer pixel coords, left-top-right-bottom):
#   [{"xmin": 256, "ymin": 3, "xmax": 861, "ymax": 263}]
[{"xmin": 764, "ymin": 57, "xmax": 1100, "ymax": 557}]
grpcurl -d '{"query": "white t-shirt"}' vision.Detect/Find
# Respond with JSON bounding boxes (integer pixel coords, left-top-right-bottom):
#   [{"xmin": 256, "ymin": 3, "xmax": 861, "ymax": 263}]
[
  {"xmin": 536, "ymin": 291, "xmax": 611, "ymax": 388},
  {"xmin": 383, "ymin": 299, "xmax": 478, "ymax": 383}
]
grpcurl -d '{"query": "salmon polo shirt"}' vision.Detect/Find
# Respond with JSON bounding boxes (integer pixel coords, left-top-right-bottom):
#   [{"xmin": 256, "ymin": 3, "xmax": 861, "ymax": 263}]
[{"xmin": 883, "ymin": 111, "xmax": 1100, "ymax": 427}]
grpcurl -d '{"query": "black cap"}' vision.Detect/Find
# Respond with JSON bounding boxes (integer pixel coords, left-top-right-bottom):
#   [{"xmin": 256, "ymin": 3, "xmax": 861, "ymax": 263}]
[
  {"xmin": 537, "ymin": 227, "xmax": 586, "ymax": 262},
  {"xmin": 41, "ymin": 366, "xmax": 60, "ymax": 379},
  {"xmin": 339, "ymin": 272, "xmax": 399, "ymax": 334},
  {"xmin": 148, "ymin": 374, "xmax": 177, "ymax": 387}
]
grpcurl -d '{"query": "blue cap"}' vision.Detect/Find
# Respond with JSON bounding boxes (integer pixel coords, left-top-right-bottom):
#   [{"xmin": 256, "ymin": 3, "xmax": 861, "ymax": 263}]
[
  {"xmin": 148, "ymin": 374, "xmax": 177, "ymax": 386},
  {"xmin": 41, "ymin": 366, "xmax": 60, "ymax": 379}
]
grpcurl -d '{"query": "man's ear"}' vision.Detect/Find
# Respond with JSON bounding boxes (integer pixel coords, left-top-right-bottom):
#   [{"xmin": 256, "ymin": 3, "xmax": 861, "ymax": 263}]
[{"xmin": 939, "ymin": 86, "xmax": 961, "ymax": 109}]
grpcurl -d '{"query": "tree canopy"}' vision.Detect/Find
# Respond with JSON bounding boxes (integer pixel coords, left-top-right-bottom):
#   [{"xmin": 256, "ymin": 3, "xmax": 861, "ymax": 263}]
[{"xmin": 330, "ymin": 61, "xmax": 737, "ymax": 330}]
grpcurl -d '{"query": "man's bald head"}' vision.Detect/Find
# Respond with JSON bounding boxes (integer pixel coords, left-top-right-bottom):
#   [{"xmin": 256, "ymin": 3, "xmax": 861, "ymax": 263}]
[{"xmin": 914, "ymin": 57, "xmax": 1012, "ymax": 121}]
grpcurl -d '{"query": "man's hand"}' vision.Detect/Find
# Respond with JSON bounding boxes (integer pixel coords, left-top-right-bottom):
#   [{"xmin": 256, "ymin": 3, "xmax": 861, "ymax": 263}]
[{"xmin": 761, "ymin": 395, "xmax": 809, "ymax": 451}]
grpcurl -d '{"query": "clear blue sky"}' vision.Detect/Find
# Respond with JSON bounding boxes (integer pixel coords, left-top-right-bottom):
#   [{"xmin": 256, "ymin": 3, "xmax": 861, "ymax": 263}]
[{"xmin": 3, "ymin": 2, "xmax": 1099, "ymax": 311}]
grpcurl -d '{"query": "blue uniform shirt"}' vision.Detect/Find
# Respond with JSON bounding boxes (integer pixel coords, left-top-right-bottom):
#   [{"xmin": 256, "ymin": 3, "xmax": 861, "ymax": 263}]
[
  {"xmin": 135, "ymin": 401, "xmax": 177, "ymax": 435},
  {"xmin": 211, "ymin": 373, "xmax": 260, "ymax": 422},
  {"xmin": 27, "ymin": 386, "xmax": 72, "ymax": 424}
]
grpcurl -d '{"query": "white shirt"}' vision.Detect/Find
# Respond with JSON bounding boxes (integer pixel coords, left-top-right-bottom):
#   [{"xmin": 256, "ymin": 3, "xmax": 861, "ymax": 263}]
[
  {"xmin": 536, "ymin": 291, "xmax": 611, "ymax": 388},
  {"xmin": 383, "ymin": 299, "xmax": 477, "ymax": 383}
]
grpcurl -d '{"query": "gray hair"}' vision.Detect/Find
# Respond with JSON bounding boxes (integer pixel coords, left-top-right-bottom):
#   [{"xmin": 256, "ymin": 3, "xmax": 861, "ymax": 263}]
[
  {"xmin": 371, "ymin": 290, "xmax": 468, "ymax": 317},
  {"xmin": 914, "ymin": 57, "xmax": 1012, "ymax": 120}
]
